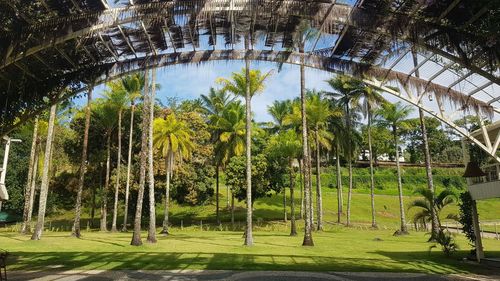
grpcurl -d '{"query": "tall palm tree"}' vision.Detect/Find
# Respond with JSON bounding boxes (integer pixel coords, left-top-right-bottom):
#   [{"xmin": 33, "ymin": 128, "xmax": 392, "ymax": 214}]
[
  {"xmin": 269, "ymin": 129, "xmax": 301, "ymax": 235},
  {"xmin": 268, "ymin": 100, "xmax": 292, "ymax": 221},
  {"xmin": 71, "ymin": 85, "xmax": 93, "ymax": 237},
  {"xmin": 147, "ymin": 68, "xmax": 158, "ymax": 243},
  {"xmin": 21, "ymin": 118, "xmax": 38, "ymax": 234},
  {"xmin": 201, "ymin": 87, "xmax": 236, "ymax": 224},
  {"xmin": 288, "ymin": 20, "xmax": 318, "ymax": 246},
  {"xmin": 131, "ymin": 68, "xmax": 151, "ymax": 246},
  {"xmin": 307, "ymin": 91, "xmax": 337, "ymax": 230},
  {"xmin": 419, "ymin": 108, "xmax": 440, "ymax": 240},
  {"xmin": 31, "ymin": 103, "xmax": 57, "ymax": 240},
  {"xmin": 93, "ymin": 99, "xmax": 118, "ymax": 232},
  {"xmin": 214, "ymin": 102, "xmax": 246, "ymax": 224},
  {"xmin": 104, "ymin": 81, "xmax": 129, "ymax": 233},
  {"xmin": 153, "ymin": 112, "xmax": 195, "ymax": 235},
  {"xmin": 325, "ymin": 75, "xmax": 363, "ymax": 226},
  {"xmin": 354, "ymin": 85, "xmax": 387, "ymax": 229},
  {"xmin": 375, "ymin": 102, "xmax": 413, "ymax": 234},
  {"xmin": 217, "ymin": 65, "xmax": 272, "ymax": 246},
  {"xmin": 120, "ymin": 73, "xmax": 145, "ymax": 232}
]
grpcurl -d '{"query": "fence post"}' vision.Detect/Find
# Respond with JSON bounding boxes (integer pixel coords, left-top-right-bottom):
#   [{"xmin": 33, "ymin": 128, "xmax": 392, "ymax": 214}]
[
  {"xmin": 181, "ymin": 220, "xmax": 183, "ymax": 230},
  {"xmin": 200, "ymin": 220, "xmax": 203, "ymax": 231},
  {"xmin": 495, "ymin": 223, "xmax": 499, "ymax": 240}
]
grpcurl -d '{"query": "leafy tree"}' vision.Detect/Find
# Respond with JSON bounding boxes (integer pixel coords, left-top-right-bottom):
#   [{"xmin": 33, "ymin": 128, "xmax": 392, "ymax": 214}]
[
  {"xmin": 225, "ymin": 154, "xmax": 270, "ymax": 205},
  {"xmin": 266, "ymin": 129, "xmax": 302, "ymax": 235}
]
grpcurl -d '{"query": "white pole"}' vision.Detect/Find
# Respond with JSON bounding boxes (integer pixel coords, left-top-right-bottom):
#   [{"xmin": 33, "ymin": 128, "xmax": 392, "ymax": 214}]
[{"xmin": 0, "ymin": 136, "xmax": 22, "ymax": 211}]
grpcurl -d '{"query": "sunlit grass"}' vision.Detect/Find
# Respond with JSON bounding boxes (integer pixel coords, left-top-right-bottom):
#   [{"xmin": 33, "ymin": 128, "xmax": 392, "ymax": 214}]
[{"xmin": 1, "ymin": 226, "xmax": 499, "ymax": 273}]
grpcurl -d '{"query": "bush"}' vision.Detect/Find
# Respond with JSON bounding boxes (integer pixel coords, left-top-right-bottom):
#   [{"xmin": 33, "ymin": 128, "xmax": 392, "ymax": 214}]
[{"xmin": 429, "ymin": 230, "xmax": 459, "ymax": 257}]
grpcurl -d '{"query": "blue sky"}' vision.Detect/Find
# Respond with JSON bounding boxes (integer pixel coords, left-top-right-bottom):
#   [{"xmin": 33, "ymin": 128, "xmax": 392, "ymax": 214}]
[{"xmin": 82, "ymin": 61, "xmax": 404, "ymax": 123}]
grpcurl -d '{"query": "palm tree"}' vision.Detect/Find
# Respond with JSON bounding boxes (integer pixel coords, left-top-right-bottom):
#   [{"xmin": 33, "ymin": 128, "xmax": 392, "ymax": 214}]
[
  {"xmin": 153, "ymin": 112, "xmax": 195, "ymax": 235},
  {"xmin": 71, "ymin": 85, "xmax": 93, "ymax": 238},
  {"xmin": 201, "ymin": 87, "xmax": 236, "ymax": 224},
  {"xmin": 325, "ymin": 75, "xmax": 363, "ymax": 226},
  {"xmin": 92, "ymin": 99, "xmax": 118, "ymax": 232},
  {"xmin": 131, "ymin": 68, "xmax": 151, "ymax": 246},
  {"xmin": 419, "ymin": 108, "xmax": 440, "ymax": 240},
  {"xmin": 147, "ymin": 67, "xmax": 158, "ymax": 243},
  {"xmin": 268, "ymin": 100, "xmax": 292, "ymax": 221},
  {"xmin": 307, "ymin": 91, "xmax": 337, "ymax": 230},
  {"xmin": 288, "ymin": 20, "xmax": 318, "ymax": 246},
  {"xmin": 217, "ymin": 66, "xmax": 272, "ymax": 246},
  {"xmin": 269, "ymin": 129, "xmax": 301, "ymax": 235},
  {"xmin": 409, "ymin": 187, "xmax": 456, "ymax": 231},
  {"xmin": 214, "ymin": 102, "xmax": 246, "ymax": 224},
  {"xmin": 354, "ymin": 85, "xmax": 387, "ymax": 229},
  {"xmin": 120, "ymin": 73, "xmax": 145, "ymax": 232},
  {"xmin": 21, "ymin": 118, "xmax": 38, "ymax": 234},
  {"xmin": 375, "ymin": 102, "xmax": 413, "ymax": 234},
  {"xmin": 31, "ymin": 103, "xmax": 57, "ymax": 240},
  {"xmin": 104, "ymin": 81, "xmax": 129, "ymax": 233}
]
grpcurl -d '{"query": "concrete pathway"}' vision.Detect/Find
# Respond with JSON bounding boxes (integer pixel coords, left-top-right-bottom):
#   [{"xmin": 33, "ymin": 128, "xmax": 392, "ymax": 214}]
[{"xmin": 6, "ymin": 270, "xmax": 500, "ymax": 281}]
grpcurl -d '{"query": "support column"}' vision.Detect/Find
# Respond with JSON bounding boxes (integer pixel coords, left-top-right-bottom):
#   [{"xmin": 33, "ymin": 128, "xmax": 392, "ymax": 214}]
[{"xmin": 461, "ymin": 139, "xmax": 484, "ymax": 262}]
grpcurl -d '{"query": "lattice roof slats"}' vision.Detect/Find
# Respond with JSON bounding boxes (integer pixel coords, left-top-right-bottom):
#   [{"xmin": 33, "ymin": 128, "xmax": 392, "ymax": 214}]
[{"xmin": 0, "ymin": 0, "xmax": 498, "ymax": 137}]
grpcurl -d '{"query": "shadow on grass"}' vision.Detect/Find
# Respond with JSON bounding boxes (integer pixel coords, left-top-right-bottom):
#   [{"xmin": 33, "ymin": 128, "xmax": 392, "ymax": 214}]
[{"xmin": 6, "ymin": 250, "xmax": 499, "ymax": 275}]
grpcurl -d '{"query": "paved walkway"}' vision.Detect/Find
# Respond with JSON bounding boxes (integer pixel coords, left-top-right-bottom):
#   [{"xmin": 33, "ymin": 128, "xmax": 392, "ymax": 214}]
[{"xmin": 7, "ymin": 270, "xmax": 500, "ymax": 281}]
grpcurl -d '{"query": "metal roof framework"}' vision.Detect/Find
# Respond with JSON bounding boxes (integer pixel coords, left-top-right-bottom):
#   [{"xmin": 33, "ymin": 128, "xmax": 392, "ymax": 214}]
[{"xmin": 0, "ymin": 0, "xmax": 498, "ymax": 159}]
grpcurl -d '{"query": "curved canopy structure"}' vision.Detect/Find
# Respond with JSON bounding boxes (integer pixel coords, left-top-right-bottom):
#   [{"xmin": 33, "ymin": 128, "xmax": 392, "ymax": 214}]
[{"xmin": 0, "ymin": 0, "xmax": 498, "ymax": 157}]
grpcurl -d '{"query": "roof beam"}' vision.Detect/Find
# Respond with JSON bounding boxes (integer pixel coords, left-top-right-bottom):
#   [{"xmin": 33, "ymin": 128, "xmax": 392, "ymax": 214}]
[
  {"xmin": 467, "ymin": 81, "xmax": 494, "ymax": 97},
  {"xmin": 14, "ymin": 62, "xmax": 40, "ymax": 81},
  {"xmin": 54, "ymin": 46, "xmax": 77, "ymax": 69},
  {"xmin": 140, "ymin": 21, "xmax": 158, "ymax": 56},
  {"xmin": 311, "ymin": 0, "xmax": 337, "ymax": 52},
  {"xmin": 97, "ymin": 33, "xmax": 119, "ymax": 61},
  {"xmin": 407, "ymin": 53, "xmax": 433, "ymax": 77},
  {"xmin": 117, "ymin": 25, "xmax": 137, "ymax": 58},
  {"xmin": 437, "ymin": 0, "xmax": 460, "ymax": 20},
  {"xmin": 163, "ymin": 19, "xmax": 177, "ymax": 54}
]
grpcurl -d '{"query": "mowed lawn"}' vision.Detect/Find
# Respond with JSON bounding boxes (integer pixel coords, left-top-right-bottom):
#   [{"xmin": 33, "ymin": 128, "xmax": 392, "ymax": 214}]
[{"xmin": 1, "ymin": 227, "xmax": 500, "ymax": 274}]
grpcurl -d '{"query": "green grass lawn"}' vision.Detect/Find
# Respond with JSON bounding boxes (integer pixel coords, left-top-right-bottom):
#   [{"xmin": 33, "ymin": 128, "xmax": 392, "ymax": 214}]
[{"xmin": 1, "ymin": 226, "xmax": 500, "ymax": 274}]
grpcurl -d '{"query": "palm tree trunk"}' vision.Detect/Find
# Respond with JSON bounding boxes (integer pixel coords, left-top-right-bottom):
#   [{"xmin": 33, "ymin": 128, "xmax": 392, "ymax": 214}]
[
  {"xmin": 111, "ymin": 109, "xmax": 122, "ymax": 232},
  {"xmin": 243, "ymin": 33, "xmax": 253, "ymax": 246},
  {"xmin": 315, "ymin": 128, "xmax": 323, "ymax": 231},
  {"xmin": 299, "ymin": 158, "xmax": 304, "ymax": 219},
  {"xmin": 216, "ymin": 165, "xmax": 220, "ymax": 225},
  {"xmin": 25, "ymin": 142, "xmax": 39, "ymax": 232},
  {"xmin": 300, "ymin": 45, "xmax": 314, "ymax": 246},
  {"xmin": 419, "ymin": 108, "xmax": 439, "ymax": 240},
  {"xmin": 100, "ymin": 132, "xmax": 111, "ymax": 232},
  {"xmin": 147, "ymin": 67, "xmax": 157, "ymax": 243},
  {"xmin": 367, "ymin": 109, "xmax": 377, "ymax": 229},
  {"xmin": 72, "ymin": 86, "xmax": 93, "ymax": 237},
  {"xmin": 122, "ymin": 102, "xmax": 135, "ymax": 232},
  {"xmin": 308, "ymin": 145, "xmax": 314, "ymax": 228},
  {"xmin": 394, "ymin": 125, "xmax": 408, "ymax": 234},
  {"xmin": 31, "ymin": 103, "xmax": 57, "ymax": 240},
  {"xmin": 131, "ymin": 68, "xmax": 150, "ymax": 246},
  {"xmin": 21, "ymin": 118, "xmax": 38, "ymax": 234},
  {"xmin": 346, "ymin": 104, "xmax": 352, "ymax": 226},
  {"xmin": 283, "ymin": 186, "xmax": 287, "ymax": 223},
  {"xmin": 289, "ymin": 158, "xmax": 297, "ymax": 236},
  {"xmin": 336, "ymin": 142, "xmax": 342, "ymax": 224},
  {"xmin": 231, "ymin": 192, "xmax": 235, "ymax": 227},
  {"xmin": 161, "ymin": 155, "xmax": 171, "ymax": 235}
]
